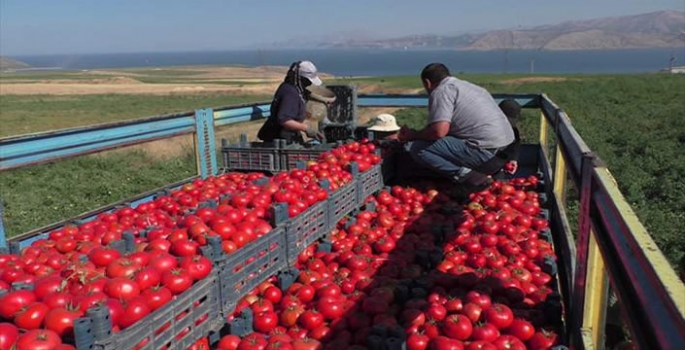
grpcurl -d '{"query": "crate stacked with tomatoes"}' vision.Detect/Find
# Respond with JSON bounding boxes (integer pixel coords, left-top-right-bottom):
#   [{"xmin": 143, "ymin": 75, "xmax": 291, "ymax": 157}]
[
  {"xmin": 0, "ymin": 140, "xmax": 385, "ymax": 350},
  {"xmin": 212, "ymin": 175, "xmax": 567, "ymax": 350}
]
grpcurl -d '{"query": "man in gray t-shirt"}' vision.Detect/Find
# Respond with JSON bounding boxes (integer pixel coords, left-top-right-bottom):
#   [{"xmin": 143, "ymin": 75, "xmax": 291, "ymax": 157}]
[{"xmin": 399, "ymin": 63, "xmax": 515, "ymax": 187}]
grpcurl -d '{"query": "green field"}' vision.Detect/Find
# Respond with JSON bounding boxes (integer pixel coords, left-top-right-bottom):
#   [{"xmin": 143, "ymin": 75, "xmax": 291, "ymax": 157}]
[{"xmin": 1, "ymin": 73, "xmax": 683, "ymax": 266}]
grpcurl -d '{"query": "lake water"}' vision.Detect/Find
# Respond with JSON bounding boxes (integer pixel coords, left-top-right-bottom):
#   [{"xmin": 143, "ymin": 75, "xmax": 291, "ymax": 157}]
[{"xmin": 12, "ymin": 48, "xmax": 685, "ymax": 76}]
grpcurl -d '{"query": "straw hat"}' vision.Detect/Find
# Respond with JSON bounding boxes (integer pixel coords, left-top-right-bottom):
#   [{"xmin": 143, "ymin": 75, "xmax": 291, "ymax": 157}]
[{"xmin": 368, "ymin": 114, "xmax": 400, "ymax": 132}]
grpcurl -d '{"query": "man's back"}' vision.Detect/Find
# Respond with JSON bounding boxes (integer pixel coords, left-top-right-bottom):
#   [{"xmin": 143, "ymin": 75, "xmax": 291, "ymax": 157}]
[{"xmin": 429, "ymin": 76, "xmax": 514, "ymax": 149}]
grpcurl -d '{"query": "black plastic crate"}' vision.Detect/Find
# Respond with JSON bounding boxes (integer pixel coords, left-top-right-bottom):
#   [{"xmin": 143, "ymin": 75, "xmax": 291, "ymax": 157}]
[
  {"xmin": 76, "ymin": 272, "xmax": 221, "ymax": 350},
  {"xmin": 327, "ymin": 180, "xmax": 359, "ymax": 225},
  {"xmin": 325, "ymin": 85, "xmax": 357, "ymax": 124},
  {"xmin": 215, "ymin": 227, "xmax": 287, "ymax": 317},
  {"xmin": 221, "ymin": 137, "xmax": 283, "ymax": 173},
  {"xmin": 283, "ymin": 200, "xmax": 329, "ymax": 265},
  {"xmin": 357, "ymin": 163, "xmax": 384, "ymax": 203}
]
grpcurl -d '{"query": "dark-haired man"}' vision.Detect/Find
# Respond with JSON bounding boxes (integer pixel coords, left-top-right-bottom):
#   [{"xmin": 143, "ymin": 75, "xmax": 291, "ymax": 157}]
[{"xmin": 399, "ymin": 63, "xmax": 516, "ymax": 187}]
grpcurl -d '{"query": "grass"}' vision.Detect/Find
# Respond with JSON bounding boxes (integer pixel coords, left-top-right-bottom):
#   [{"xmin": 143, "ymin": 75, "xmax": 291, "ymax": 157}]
[
  {"xmin": 0, "ymin": 150, "xmax": 197, "ymax": 235},
  {"xmin": 0, "ymin": 94, "xmax": 269, "ymax": 137}
]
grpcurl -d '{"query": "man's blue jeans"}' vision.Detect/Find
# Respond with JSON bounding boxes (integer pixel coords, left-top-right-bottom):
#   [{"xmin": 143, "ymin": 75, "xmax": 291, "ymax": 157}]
[{"xmin": 407, "ymin": 136, "xmax": 495, "ymax": 182}]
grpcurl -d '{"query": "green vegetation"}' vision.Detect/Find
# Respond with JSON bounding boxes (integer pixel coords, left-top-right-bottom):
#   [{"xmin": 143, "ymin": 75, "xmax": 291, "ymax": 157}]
[
  {"xmin": 0, "ymin": 150, "xmax": 197, "ymax": 235},
  {"xmin": 0, "ymin": 94, "xmax": 269, "ymax": 137}
]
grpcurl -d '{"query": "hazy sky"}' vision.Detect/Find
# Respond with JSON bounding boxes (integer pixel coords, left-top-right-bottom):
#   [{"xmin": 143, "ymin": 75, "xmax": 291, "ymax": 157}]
[{"xmin": 1, "ymin": 0, "xmax": 683, "ymax": 55}]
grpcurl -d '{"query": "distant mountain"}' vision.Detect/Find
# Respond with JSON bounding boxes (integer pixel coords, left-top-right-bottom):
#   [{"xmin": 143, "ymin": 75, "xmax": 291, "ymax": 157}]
[
  {"xmin": 0, "ymin": 56, "xmax": 30, "ymax": 71},
  {"xmin": 308, "ymin": 10, "xmax": 685, "ymax": 50}
]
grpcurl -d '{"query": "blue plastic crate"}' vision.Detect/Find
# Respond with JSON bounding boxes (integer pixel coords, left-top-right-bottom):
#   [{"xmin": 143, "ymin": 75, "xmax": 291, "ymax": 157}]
[
  {"xmin": 357, "ymin": 163, "xmax": 384, "ymax": 203},
  {"xmin": 283, "ymin": 200, "xmax": 329, "ymax": 265},
  {"xmin": 75, "ymin": 271, "xmax": 221, "ymax": 350},
  {"xmin": 215, "ymin": 227, "xmax": 287, "ymax": 317}
]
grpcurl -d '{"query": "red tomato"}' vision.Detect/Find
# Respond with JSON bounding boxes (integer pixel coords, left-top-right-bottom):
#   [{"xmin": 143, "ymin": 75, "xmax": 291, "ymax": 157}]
[
  {"xmin": 506, "ymin": 319, "xmax": 535, "ymax": 341},
  {"xmin": 13, "ymin": 302, "xmax": 50, "ymax": 330},
  {"xmin": 44, "ymin": 305, "xmax": 83, "ymax": 337},
  {"xmin": 280, "ymin": 306, "xmax": 305, "ymax": 328},
  {"xmin": 134, "ymin": 267, "xmax": 162, "ymax": 291},
  {"xmin": 106, "ymin": 258, "xmax": 141, "ymax": 279},
  {"xmin": 0, "ymin": 290, "xmax": 36, "ymax": 319},
  {"xmin": 527, "ymin": 330, "xmax": 559, "ymax": 350},
  {"xmin": 179, "ymin": 256, "xmax": 213, "ymax": 281},
  {"xmin": 291, "ymin": 338, "xmax": 322, "ymax": 350},
  {"xmin": 87, "ymin": 247, "xmax": 121, "ymax": 268},
  {"xmin": 483, "ymin": 304, "xmax": 514, "ymax": 330},
  {"xmin": 161, "ymin": 269, "xmax": 193, "ymax": 295},
  {"xmin": 442, "ymin": 315, "xmax": 472, "ymax": 341},
  {"xmin": 15, "ymin": 329, "xmax": 62, "ymax": 350},
  {"xmin": 407, "ymin": 333, "xmax": 429, "ymax": 350},
  {"xmin": 298, "ymin": 310, "xmax": 324, "ymax": 330},
  {"xmin": 471, "ymin": 323, "xmax": 500, "ymax": 342},
  {"xmin": 262, "ymin": 286, "xmax": 282, "ymax": 304},
  {"xmin": 140, "ymin": 286, "xmax": 173, "ymax": 311},
  {"xmin": 429, "ymin": 336, "xmax": 464, "ymax": 350},
  {"xmin": 118, "ymin": 298, "xmax": 151, "ymax": 329},
  {"xmin": 216, "ymin": 335, "xmax": 241, "ymax": 350},
  {"xmin": 253, "ymin": 311, "xmax": 278, "ymax": 333},
  {"xmin": 104, "ymin": 278, "xmax": 141, "ymax": 301},
  {"xmin": 0, "ymin": 323, "xmax": 19, "ymax": 350}
]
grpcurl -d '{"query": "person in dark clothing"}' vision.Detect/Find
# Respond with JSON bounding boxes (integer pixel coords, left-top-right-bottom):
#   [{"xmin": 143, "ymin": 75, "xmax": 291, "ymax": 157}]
[{"xmin": 257, "ymin": 61, "xmax": 325, "ymax": 144}]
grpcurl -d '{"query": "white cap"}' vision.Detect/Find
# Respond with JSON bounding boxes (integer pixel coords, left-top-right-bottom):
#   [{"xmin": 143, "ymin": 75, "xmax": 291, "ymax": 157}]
[
  {"xmin": 298, "ymin": 61, "xmax": 322, "ymax": 86},
  {"xmin": 368, "ymin": 114, "xmax": 400, "ymax": 132}
]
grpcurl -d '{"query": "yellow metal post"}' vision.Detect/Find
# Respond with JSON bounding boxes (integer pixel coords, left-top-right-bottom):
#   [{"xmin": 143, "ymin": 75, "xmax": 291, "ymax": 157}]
[
  {"xmin": 540, "ymin": 112, "xmax": 549, "ymax": 156},
  {"xmin": 553, "ymin": 144, "xmax": 567, "ymax": 204},
  {"xmin": 583, "ymin": 232, "xmax": 609, "ymax": 348}
]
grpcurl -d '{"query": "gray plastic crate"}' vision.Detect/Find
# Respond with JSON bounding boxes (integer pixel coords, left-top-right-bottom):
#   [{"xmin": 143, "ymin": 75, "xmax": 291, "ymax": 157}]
[
  {"xmin": 77, "ymin": 272, "xmax": 221, "ymax": 350},
  {"xmin": 221, "ymin": 136, "xmax": 283, "ymax": 173},
  {"xmin": 280, "ymin": 142, "xmax": 342, "ymax": 171},
  {"xmin": 216, "ymin": 226, "xmax": 287, "ymax": 317},
  {"xmin": 327, "ymin": 180, "xmax": 359, "ymax": 225},
  {"xmin": 357, "ymin": 163, "xmax": 384, "ymax": 203},
  {"xmin": 283, "ymin": 200, "xmax": 329, "ymax": 265}
]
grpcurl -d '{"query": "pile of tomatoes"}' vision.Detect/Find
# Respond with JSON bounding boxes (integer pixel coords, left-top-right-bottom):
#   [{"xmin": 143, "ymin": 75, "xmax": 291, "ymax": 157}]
[
  {"xmin": 0, "ymin": 141, "xmax": 381, "ymax": 350},
  {"xmin": 215, "ymin": 175, "xmax": 562, "ymax": 350}
]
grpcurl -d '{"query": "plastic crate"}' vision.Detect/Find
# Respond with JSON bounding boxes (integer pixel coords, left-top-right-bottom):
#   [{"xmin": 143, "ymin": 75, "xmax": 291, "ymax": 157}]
[
  {"xmin": 75, "ymin": 272, "xmax": 221, "ymax": 350},
  {"xmin": 283, "ymin": 200, "xmax": 329, "ymax": 265},
  {"xmin": 280, "ymin": 143, "xmax": 339, "ymax": 171},
  {"xmin": 215, "ymin": 227, "xmax": 287, "ymax": 316},
  {"xmin": 357, "ymin": 163, "xmax": 384, "ymax": 203},
  {"xmin": 321, "ymin": 124, "xmax": 368, "ymax": 143},
  {"xmin": 221, "ymin": 136, "xmax": 283, "ymax": 173},
  {"xmin": 325, "ymin": 85, "xmax": 357, "ymax": 124},
  {"xmin": 327, "ymin": 180, "xmax": 359, "ymax": 225}
]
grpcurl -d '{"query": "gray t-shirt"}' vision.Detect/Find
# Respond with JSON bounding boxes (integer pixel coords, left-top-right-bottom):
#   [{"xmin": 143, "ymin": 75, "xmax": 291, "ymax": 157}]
[{"xmin": 428, "ymin": 76, "xmax": 515, "ymax": 149}]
